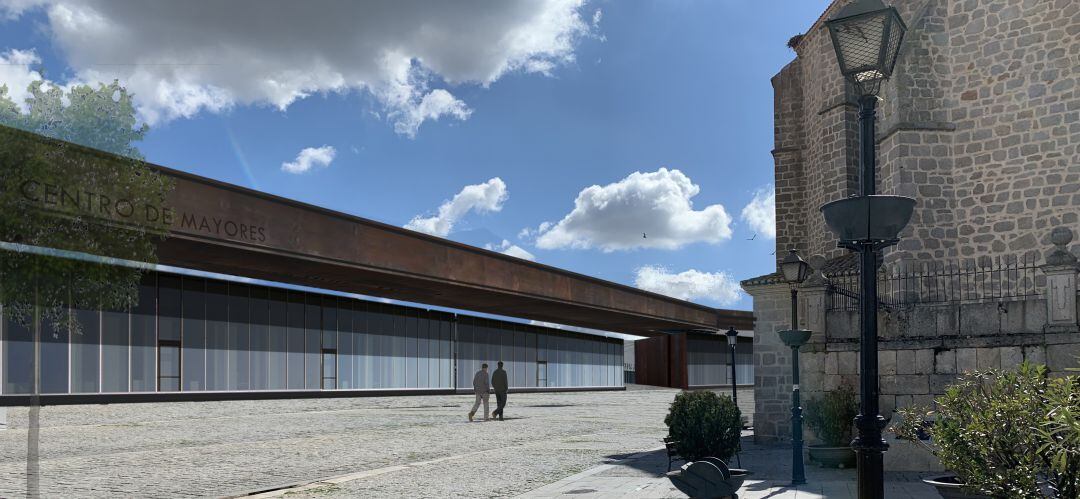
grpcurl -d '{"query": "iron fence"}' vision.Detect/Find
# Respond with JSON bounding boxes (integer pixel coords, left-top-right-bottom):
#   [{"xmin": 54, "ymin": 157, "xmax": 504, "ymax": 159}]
[{"xmin": 826, "ymin": 254, "xmax": 1042, "ymax": 311}]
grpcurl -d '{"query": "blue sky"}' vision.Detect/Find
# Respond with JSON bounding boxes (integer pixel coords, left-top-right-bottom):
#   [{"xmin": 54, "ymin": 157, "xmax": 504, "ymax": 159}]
[{"xmin": 0, "ymin": 0, "xmax": 831, "ymax": 312}]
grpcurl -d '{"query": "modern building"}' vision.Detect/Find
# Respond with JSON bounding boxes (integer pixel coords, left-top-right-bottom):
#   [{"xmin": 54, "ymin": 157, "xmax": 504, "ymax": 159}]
[
  {"xmin": 0, "ymin": 125, "xmax": 755, "ymax": 404},
  {"xmin": 2, "ymin": 270, "xmax": 628, "ymax": 399},
  {"xmin": 633, "ymin": 331, "xmax": 755, "ymax": 416},
  {"xmin": 634, "ymin": 332, "xmax": 753, "ymax": 389},
  {"xmin": 743, "ymin": 0, "xmax": 1079, "ymax": 469}
]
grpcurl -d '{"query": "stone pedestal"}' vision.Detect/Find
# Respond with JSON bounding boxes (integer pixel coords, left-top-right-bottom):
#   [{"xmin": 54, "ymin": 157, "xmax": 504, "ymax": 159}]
[
  {"xmin": 799, "ymin": 285, "xmax": 828, "ymax": 342},
  {"xmin": 800, "ymin": 255, "xmax": 829, "ymax": 343},
  {"xmin": 1043, "ymin": 265, "xmax": 1078, "ymax": 333},
  {"xmin": 1041, "ymin": 227, "xmax": 1078, "ymax": 333}
]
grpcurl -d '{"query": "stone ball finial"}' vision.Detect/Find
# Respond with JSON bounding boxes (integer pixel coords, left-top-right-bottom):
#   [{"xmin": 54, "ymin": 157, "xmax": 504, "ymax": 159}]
[
  {"xmin": 1050, "ymin": 226, "xmax": 1073, "ymax": 248},
  {"xmin": 804, "ymin": 254, "xmax": 829, "ymax": 286},
  {"xmin": 1045, "ymin": 226, "xmax": 1077, "ymax": 267}
]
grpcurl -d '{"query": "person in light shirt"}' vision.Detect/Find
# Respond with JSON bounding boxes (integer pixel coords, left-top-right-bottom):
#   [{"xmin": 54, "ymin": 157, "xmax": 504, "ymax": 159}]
[{"xmin": 467, "ymin": 363, "xmax": 490, "ymax": 422}]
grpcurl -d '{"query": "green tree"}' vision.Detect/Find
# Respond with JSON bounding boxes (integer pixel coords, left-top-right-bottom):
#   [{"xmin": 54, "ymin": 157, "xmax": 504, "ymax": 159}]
[{"xmin": 0, "ymin": 80, "xmax": 170, "ymax": 497}]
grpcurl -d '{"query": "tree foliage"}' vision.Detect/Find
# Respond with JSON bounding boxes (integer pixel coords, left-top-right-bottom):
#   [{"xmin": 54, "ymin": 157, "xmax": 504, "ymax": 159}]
[{"xmin": 0, "ymin": 80, "xmax": 170, "ymax": 331}]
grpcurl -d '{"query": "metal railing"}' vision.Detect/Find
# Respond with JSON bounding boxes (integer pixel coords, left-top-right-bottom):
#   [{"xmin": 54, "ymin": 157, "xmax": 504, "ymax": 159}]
[
  {"xmin": 826, "ymin": 254, "xmax": 1042, "ymax": 311},
  {"xmin": 623, "ymin": 363, "xmax": 636, "ymax": 385}
]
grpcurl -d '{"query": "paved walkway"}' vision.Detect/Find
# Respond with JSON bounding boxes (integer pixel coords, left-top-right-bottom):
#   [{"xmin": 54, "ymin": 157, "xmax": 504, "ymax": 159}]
[{"xmin": 517, "ymin": 436, "xmax": 938, "ymax": 498}]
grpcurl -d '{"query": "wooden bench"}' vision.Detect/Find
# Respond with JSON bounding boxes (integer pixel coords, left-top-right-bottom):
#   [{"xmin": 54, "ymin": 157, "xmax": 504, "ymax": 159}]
[{"xmin": 663, "ymin": 437, "xmax": 684, "ymax": 471}]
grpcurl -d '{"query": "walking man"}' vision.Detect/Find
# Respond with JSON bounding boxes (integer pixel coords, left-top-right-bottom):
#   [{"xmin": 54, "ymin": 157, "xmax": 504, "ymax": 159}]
[
  {"xmin": 468, "ymin": 363, "xmax": 490, "ymax": 422},
  {"xmin": 491, "ymin": 361, "xmax": 508, "ymax": 421}
]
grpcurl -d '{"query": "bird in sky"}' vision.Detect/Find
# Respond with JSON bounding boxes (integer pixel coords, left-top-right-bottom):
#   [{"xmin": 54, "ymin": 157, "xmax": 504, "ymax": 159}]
[
  {"xmin": 643, "ymin": 233, "xmax": 647, "ymax": 239},
  {"xmin": 747, "ymin": 233, "xmax": 757, "ymax": 241}
]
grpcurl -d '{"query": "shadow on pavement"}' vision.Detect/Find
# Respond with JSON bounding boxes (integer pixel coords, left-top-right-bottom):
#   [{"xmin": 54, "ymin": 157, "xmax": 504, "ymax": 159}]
[{"xmin": 601, "ymin": 448, "xmax": 677, "ymax": 476}]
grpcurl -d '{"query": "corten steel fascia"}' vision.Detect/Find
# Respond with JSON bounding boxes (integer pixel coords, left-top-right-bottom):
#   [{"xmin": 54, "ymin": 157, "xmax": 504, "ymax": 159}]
[{"xmin": 1, "ymin": 126, "xmax": 754, "ymax": 336}]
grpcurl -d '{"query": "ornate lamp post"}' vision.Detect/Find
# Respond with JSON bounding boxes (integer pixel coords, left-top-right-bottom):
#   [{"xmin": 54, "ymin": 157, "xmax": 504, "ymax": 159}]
[
  {"xmin": 823, "ymin": 1, "xmax": 911, "ymax": 497},
  {"xmin": 777, "ymin": 249, "xmax": 812, "ymax": 485},
  {"xmin": 725, "ymin": 326, "xmax": 739, "ymax": 405}
]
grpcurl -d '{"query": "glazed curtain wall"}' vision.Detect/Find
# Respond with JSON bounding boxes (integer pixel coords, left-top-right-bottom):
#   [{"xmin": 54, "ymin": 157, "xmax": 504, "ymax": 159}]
[
  {"xmin": 455, "ymin": 316, "xmax": 624, "ymax": 390},
  {"xmin": 687, "ymin": 334, "xmax": 754, "ymax": 387},
  {"xmin": 2, "ymin": 272, "xmax": 622, "ymax": 395}
]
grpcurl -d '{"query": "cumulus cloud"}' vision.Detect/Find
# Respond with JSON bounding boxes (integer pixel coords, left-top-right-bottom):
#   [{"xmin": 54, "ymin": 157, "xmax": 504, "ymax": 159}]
[
  {"xmin": 281, "ymin": 145, "xmax": 336, "ymax": 174},
  {"xmin": 533, "ymin": 168, "xmax": 733, "ymax": 252},
  {"xmin": 0, "ymin": 49, "xmax": 44, "ymax": 111},
  {"xmin": 741, "ymin": 185, "xmax": 776, "ymax": 239},
  {"xmin": 634, "ymin": 265, "xmax": 743, "ymax": 306},
  {"xmin": 405, "ymin": 178, "xmax": 508, "ymax": 237},
  {"xmin": 7, "ymin": 0, "xmax": 595, "ymax": 135},
  {"xmin": 517, "ymin": 221, "xmax": 552, "ymax": 241},
  {"xmin": 485, "ymin": 239, "xmax": 536, "ymax": 261}
]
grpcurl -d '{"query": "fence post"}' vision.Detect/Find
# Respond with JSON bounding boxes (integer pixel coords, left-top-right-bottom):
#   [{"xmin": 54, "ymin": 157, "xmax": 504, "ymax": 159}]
[
  {"xmin": 1040, "ymin": 227, "xmax": 1079, "ymax": 333},
  {"xmin": 801, "ymin": 255, "xmax": 829, "ymax": 342}
]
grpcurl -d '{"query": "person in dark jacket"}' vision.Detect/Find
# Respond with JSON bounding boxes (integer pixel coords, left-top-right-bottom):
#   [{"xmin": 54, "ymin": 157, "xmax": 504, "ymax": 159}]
[{"xmin": 491, "ymin": 361, "xmax": 509, "ymax": 421}]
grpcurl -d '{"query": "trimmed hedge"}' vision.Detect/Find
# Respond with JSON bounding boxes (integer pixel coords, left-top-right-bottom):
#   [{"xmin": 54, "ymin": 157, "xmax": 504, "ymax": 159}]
[{"xmin": 664, "ymin": 390, "xmax": 741, "ymax": 462}]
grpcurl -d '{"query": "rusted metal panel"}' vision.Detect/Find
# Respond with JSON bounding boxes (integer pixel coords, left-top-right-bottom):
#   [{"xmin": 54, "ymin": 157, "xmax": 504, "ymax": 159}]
[
  {"xmin": 634, "ymin": 333, "xmax": 693, "ymax": 389},
  {"xmin": 4, "ymin": 126, "xmax": 754, "ymax": 336}
]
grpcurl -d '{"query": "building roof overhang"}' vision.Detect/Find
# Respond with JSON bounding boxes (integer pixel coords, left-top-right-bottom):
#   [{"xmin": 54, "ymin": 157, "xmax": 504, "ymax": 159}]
[{"xmin": 2, "ymin": 125, "xmax": 754, "ymax": 336}]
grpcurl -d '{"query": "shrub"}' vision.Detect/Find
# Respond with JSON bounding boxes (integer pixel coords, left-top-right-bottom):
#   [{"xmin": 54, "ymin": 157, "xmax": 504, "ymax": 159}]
[
  {"xmin": 892, "ymin": 363, "xmax": 1057, "ymax": 498},
  {"xmin": 1036, "ymin": 374, "xmax": 1080, "ymax": 498},
  {"xmin": 804, "ymin": 384, "xmax": 858, "ymax": 447},
  {"xmin": 664, "ymin": 390, "xmax": 741, "ymax": 462}
]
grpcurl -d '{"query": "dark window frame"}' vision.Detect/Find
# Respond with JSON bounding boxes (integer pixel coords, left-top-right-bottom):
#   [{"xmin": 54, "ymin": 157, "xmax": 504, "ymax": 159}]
[{"xmin": 157, "ymin": 339, "xmax": 181, "ymax": 392}]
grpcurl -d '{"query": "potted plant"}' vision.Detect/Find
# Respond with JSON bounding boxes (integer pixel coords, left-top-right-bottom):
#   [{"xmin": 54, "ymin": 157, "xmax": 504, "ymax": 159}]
[
  {"xmin": 664, "ymin": 390, "xmax": 751, "ymax": 489},
  {"xmin": 804, "ymin": 384, "xmax": 858, "ymax": 468},
  {"xmin": 893, "ymin": 363, "xmax": 1052, "ymax": 498}
]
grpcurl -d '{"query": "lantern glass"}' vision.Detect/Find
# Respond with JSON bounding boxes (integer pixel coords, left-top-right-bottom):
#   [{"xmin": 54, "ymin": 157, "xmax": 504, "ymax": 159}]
[
  {"xmin": 780, "ymin": 249, "xmax": 811, "ymax": 284},
  {"xmin": 826, "ymin": 0, "xmax": 906, "ymax": 95}
]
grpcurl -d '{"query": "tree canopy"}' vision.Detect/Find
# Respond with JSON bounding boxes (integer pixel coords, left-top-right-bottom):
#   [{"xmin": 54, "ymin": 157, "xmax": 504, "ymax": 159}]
[{"xmin": 0, "ymin": 80, "xmax": 171, "ymax": 330}]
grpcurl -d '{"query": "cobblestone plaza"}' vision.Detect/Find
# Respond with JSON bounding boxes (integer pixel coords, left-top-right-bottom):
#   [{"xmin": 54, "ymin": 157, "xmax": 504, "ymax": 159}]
[{"xmin": 0, "ymin": 388, "xmax": 681, "ymax": 498}]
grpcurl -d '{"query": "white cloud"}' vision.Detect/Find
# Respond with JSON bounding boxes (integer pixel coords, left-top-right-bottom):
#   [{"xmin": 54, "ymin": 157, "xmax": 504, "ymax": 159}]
[
  {"xmin": 0, "ymin": 49, "xmax": 44, "ymax": 111},
  {"xmin": 0, "ymin": 0, "xmax": 46, "ymax": 19},
  {"xmin": 534, "ymin": 168, "xmax": 733, "ymax": 252},
  {"xmin": 9, "ymin": 0, "xmax": 595, "ymax": 135},
  {"xmin": 281, "ymin": 145, "xmax": 336, "ymax": 174},
  {"xmin": 634, "ymin": 265, "xmax": 743, "ymax": 306},
  {"xmin": 405, "ymin": 178, "xmax": 508, "ymax": 237},
  {"xmin": 517, "ymin": 221, "xmax": 551, "ymax": 241},
  {"xmin": 485, "ymin": 239, "xmax": 536, "ymax": 261},
  {"xmin": 741, "ymin": 185, "xmax": 776, "ymax": 239}
]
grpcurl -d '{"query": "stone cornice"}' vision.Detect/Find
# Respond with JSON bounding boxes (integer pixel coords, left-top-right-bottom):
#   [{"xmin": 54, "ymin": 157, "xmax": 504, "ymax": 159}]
[
  {"xmin": 771, "ymin": 147, "xmax": 801, "ymax": 157},
  {"xmin": 816, "ymin": 97, "xmax": 856, "ymax": 116},
  {"xmin": 877, "ymin": 121, "xmax": 957, "ymax": 145}
]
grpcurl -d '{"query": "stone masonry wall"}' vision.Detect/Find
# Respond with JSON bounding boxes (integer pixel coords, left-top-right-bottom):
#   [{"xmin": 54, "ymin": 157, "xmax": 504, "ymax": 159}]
[
  {"xmin": 745, "ymin": 282, "xmax": 795, "ymax": 442},
  {"xmin": 752, "ymin": 0, "xmax": 1080, "ymax": 467},
  {"xmin": 773, "ymin": 0, "xmax": 1080, "ymax": 263}
]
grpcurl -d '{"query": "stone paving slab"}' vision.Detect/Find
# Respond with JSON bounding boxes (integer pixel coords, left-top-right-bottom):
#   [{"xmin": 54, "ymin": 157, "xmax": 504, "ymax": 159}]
[{"xmin": 516, "ymin": 437, "xmax": 940, "ymax": 499}]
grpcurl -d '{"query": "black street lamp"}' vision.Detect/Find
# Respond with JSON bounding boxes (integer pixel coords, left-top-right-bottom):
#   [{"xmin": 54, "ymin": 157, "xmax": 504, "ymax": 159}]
[
  {"xmin": 777, "ymin": 249, "xmax": 811, "ymax": 485},
  {"xmin": 725, "ymin": 326, "xmax": 739, "ymax": 406},
  {"xmin": 725, "ymin": 325, "xmax": 742, "ymax": 468},
  {"xmin": 823, "ymin": 1, "xmax": 911, "ymax": 497}
]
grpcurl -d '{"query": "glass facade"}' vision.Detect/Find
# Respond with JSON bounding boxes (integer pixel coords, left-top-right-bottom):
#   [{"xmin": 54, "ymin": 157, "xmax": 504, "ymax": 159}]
[
  {"xmin": 456, "ymin": 316, "xmax": 623, "ymax": 389},
  {"xmin": 1, "ymin": 271, "xmax": 624, "ymax": 396},
  {"xmin": 687, "ymin": 333, "xmax": 755, "ymax": 387}
]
